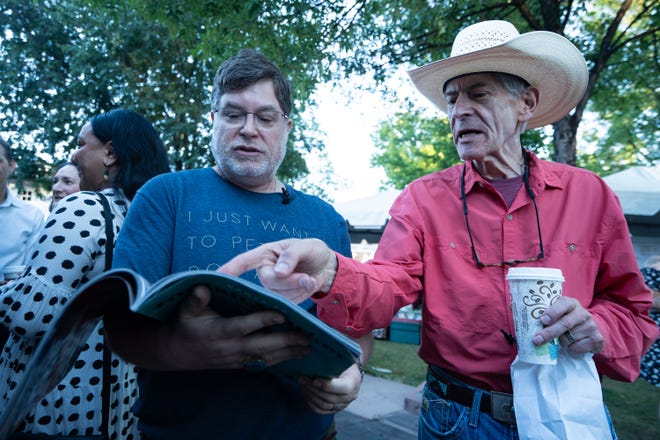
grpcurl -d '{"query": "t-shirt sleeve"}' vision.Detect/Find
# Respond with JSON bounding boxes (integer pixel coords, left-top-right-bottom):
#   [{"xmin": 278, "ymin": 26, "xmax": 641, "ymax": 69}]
[{"xmin": 113, "ymin": 177, "xmax": 175, "ymax": 283}]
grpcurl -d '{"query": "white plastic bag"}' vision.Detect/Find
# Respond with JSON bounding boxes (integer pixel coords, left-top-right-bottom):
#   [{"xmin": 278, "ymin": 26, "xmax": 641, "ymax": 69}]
[{"xmin": 511, "ymin": 348, "xmax": 613, "ymax": 439}]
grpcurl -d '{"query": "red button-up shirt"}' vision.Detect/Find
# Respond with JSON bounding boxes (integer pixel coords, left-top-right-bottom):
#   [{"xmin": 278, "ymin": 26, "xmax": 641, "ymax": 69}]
[{"xmin": 316, "ymin": 152, "xmax": 658, "ymax": 393}]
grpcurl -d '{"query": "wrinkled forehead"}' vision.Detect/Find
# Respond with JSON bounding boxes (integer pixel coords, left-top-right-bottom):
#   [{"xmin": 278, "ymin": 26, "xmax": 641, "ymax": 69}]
[{"xmin": 443, "ymin": 72, "xmax": 502, "ymax": 94}]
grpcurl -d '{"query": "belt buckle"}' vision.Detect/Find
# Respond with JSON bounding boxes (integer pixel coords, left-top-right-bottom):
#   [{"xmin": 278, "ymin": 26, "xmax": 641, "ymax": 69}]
[{"xmin": 490, "ymin": 391, "xmax": 516, "ymax": 425}]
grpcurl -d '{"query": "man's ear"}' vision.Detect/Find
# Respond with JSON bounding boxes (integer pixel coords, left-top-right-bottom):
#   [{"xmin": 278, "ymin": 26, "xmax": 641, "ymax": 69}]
[
  {"xmin": 520, "ymin": 86, "xmax": 540, "ymax": 123},
  {"xmin": 103, "ymin": 141, "xmax": 117, "ymax": 167}
]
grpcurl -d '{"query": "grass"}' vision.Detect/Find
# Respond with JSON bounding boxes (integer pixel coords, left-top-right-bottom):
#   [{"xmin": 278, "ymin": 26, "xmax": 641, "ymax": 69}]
[
  {"xmin": 366, "ymin": 339, "xmax": 426, "ymax": 385},
  {"xmin": 601, "ymin": 376, "xmax": 659, "ymax": 440},
  {"xmin": 365, "ymin": 339, "xmax": 660, "ymax": 440}
]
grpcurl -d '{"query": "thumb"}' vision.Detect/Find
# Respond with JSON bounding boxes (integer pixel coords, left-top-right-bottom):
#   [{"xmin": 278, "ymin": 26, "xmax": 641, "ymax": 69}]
[{"xmin": 179, "ymin": 285, "xmax": 212, "ymax": 318}]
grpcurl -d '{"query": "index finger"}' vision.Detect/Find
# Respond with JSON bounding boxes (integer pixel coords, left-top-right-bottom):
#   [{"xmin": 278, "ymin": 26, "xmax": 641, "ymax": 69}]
[
  {"xmin": 539, "ymin": 296, "xmax": 577, "ymax": 327},
  {"xmin": 219, "ymin": 246, "xmax": 278, "ymax": 277},
  {"xmin": 218, "ymin": 310, "xmax": 291, "ymax": 338},
  {"xmin": 533, "ymin": 296, "xmax": 580, "ymax": 344},
  {"xmin": 219, "ymin": 239, "xmax": 303, "ymax": 277}
]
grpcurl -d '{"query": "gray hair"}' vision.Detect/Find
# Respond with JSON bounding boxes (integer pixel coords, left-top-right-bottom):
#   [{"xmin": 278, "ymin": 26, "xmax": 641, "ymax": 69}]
[{"xmin": 495, "ymin": 72, "xmax": 531, "ymax": 97}]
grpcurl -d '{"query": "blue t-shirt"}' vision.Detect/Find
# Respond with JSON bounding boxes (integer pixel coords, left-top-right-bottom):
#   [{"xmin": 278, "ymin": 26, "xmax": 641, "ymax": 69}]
[{"xmin": 113, "ymin": 168, "xmax": 351, "ymax": 440}]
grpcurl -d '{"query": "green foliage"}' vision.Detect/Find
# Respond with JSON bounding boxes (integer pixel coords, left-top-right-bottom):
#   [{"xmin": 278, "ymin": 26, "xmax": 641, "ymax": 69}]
[
  {"xmin": 0, "ymin": 0, "xmax": 214, "ymax": 192},
  {"xmin": 370, "ymin": 106, "xmax": 458, "ymax": 188},
  {"xmin": 0, "ymin": 0, "xmax": 370, "ymax": 193},
  {"xmin": 0, "ymin": 1, "xmax": 657, "ymax": 194},
  {"xmin": 572, "ymin": 0, "xmax": 659, "ymax": 175}
]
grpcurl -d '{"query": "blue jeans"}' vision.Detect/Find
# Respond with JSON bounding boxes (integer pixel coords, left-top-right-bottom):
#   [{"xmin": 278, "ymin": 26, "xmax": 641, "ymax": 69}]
[
  {"xmin": 418, "ymin": 370, "xmax": 518, "ymax": 440},
  {"xmin": 418, "ymin": 368, "xmax": 618, "ymax": 440}
]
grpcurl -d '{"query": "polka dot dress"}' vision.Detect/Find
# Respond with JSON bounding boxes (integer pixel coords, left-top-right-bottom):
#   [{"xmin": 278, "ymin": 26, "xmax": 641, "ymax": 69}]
[
  {"xmin": 0, "ymin": 190, "xmax": 139, "ymax": 438},
  {"xmin": 640, "ymin": 267, "xmax": 660, "ymax": 387}
]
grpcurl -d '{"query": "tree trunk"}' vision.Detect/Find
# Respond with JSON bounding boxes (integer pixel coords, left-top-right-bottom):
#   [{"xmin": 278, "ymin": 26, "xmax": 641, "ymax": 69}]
[
  {"xmin": 549, "ymin": 0, "xmax": 634, "ymax": 167},
  {"xmin": 552, "ymin": 116, "xmax": 579, "ymax": 165}
]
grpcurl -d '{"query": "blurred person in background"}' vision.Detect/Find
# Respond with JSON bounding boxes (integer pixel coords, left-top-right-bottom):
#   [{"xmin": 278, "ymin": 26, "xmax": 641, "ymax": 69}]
[
  {"xmin": 0, "ymin": 138, "xmax": 46, "ymax": 347},
  {"xmin": 48, "ymin": 162, "xmax": 81, "ymax": 212},
  {"xmin": 0, "ymin": 138, "xmax": 45, "ymax": 286},
  {"xmin": 640, "ymin": 255, "xmax": 660, "ymax": 388}
]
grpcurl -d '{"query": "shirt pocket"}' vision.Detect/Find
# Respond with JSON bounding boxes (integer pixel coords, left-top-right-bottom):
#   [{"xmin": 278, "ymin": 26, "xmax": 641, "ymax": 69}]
[{"xmin": 424, "ymin": 236, "xmax": 501, "ymax": 335}]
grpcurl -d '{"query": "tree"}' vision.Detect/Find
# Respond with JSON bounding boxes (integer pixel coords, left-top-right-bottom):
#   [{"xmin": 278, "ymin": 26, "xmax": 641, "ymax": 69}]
[
  {"xmin": 370, "ymin": 104, "xmax": 458, "ymax": 189},
  {"xmin": 0, "ymin": 0, "xmax": 213, "ymax": 192},
  {"xmin": 0, "ymin": 0, "xmax": 370, "ymax": 196},
  {"xmin": 1, "ymin": 1, "xmax": 657, "ymax": 195},
  {"xmin": 355, "ymin": 0, "xmax": 658, "ymax": 183}
]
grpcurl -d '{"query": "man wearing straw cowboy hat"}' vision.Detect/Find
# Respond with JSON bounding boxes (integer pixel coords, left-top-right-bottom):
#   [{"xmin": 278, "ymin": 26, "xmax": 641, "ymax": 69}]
[{"xmin": 223, "ymin": 20, "xmax": 658, "ymax": 438}]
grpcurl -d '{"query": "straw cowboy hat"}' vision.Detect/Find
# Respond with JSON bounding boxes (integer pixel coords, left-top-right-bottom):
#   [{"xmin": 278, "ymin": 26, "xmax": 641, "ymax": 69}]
[{"xmin": 407, "ymin": 20, "xmax": 588, "ymax": 129}]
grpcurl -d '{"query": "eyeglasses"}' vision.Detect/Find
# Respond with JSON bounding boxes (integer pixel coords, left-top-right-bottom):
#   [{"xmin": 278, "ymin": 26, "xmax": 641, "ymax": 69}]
[
  {"xmin": 460, "ymin": 151, "xmax": 544, "ymax": 268},
  {"xmin": 216, "ymin": 108, "xmax": 288, "ymax": 130}
]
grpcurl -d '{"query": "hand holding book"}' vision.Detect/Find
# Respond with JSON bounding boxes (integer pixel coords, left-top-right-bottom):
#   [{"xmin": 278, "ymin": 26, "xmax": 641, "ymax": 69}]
[{"xmin": 151, "ymin": 283, "xmax": 312, "ymax": 371}]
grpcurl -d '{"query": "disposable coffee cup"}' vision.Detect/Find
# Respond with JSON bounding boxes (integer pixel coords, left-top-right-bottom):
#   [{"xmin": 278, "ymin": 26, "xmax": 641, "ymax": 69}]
[
  {"xmin": 506, "ymin": 267, "xmax": 564, "ymax": 364},
  {"xmin": 3, "ymin": 265, "xmax": 26, "ymax": 281}
]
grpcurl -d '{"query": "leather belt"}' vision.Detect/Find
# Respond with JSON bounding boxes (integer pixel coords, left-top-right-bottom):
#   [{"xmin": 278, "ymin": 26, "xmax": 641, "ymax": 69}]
[{"xmin": 427, "ymin": 366, "xmax": 516, "ymax": 425}]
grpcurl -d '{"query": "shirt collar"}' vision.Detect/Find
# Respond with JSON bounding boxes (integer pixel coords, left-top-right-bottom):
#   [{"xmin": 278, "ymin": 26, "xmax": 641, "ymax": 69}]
[
  {"xmin": 0, "ymin": 186, "xmax": 19, "ymax": 208},
  {"xmin": 525, "ymin": 151, "xmax": 564, "ymax": 193},
  {"xmin": 458, "ymin": 150, "xmax": 564, "ymax": 199}
]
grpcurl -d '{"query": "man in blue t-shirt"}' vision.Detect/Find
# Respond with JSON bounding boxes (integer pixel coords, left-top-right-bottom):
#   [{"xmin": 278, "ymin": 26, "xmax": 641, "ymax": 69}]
[{"xmin": 106, "ymin": 49, "xmax": 371, "ymax": 440}]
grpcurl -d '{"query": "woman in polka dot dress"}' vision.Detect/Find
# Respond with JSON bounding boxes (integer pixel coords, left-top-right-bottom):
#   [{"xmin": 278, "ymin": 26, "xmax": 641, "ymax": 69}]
[
  {"xmin": 640, "ymin": 257, "xmax": 660, "ymax": 387},
  {"xmin": 0, "ymin": 109, "xmax": 169, "ymax": 438}
]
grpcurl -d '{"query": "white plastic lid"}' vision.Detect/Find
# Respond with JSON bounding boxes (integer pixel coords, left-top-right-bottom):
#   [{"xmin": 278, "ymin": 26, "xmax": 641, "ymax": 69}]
[{"xmin": 505, "ymin": 267, "xmax": 564, "ymax": 282}]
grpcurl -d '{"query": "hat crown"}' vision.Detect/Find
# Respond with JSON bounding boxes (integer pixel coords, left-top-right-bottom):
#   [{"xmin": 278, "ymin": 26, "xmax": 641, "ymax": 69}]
[
  {"xmin": 451, "ymin": 20, "xmax": 520, "ymax": 57},
  {"xmin": 408, "ymin": 20, "xmax": 588, "ymax": 128}
]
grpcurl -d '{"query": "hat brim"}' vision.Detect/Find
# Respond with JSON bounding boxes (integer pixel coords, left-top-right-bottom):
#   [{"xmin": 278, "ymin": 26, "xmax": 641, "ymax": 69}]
[{"xmin": 407, "ymin": 31, "xmax": 588, "ymax": 129}]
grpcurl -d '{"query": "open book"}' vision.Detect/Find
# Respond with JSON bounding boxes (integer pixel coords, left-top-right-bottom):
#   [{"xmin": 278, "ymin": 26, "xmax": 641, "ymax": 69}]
[{"xmin": 0, "ymin": 269, "xmax": 361, "ymax": 438}]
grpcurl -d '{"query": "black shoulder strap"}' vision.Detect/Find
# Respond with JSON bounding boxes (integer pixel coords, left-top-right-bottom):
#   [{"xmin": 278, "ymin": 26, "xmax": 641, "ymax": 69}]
[
  {"xmin": 97, "ymin": 192, "xmax": 113, "ymax": 440},
  {"xmin": 98, "ymin": 192, "xmax": 114, "ymax": 272}
]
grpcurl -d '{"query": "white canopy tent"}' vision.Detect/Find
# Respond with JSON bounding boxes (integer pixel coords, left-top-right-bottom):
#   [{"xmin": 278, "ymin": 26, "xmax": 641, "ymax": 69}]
[
  {"xmin": 334, "ymin": 189, "xmax": 401, "ymax": 260},
  {"xmin": 335, "ymin": 189, "xmax": 401, "ymax": 230},
  {"xmin": 602, "ymin": 165, "xmax": 660, "ymax": 217},
  {"xmin": 603, "ymin": 165, "xmax": 660, "ymax": 265}
]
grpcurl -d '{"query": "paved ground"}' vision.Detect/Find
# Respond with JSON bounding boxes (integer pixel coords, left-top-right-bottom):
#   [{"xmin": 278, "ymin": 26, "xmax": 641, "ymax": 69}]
[
  {"xmin": 335, "ymin": 409, "xmax": 418, "ymax": 439},
  {"xmin": 334, "ymin": 374, "xmax": 422, "ymax": 439}
]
